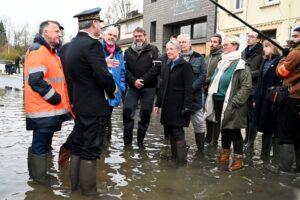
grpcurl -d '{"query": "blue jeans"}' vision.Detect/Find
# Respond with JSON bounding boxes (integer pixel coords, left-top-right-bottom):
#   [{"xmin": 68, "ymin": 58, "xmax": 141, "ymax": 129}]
[{"xmin": 32, "ymin": 129, "xmax": 54, "ymax": 155}]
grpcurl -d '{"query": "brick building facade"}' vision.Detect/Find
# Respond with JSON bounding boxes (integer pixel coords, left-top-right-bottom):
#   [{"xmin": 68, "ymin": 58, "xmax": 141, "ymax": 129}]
[{"xmin": 143, "ymin": 0, "xmax": 217, "ymax": 55}]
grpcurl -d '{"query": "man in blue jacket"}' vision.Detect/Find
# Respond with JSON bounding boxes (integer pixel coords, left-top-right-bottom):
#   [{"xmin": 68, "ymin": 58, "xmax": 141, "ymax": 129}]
[{"xmin": 101, "ymin": 26, "xmax": 126, "ymax": 145}]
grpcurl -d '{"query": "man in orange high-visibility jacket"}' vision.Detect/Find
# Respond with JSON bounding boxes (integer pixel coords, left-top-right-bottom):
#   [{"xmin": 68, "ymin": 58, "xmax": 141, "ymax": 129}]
[
  {"xmin": 24, "ymin": 20, "xmax": 71, "ymax": 185},
  {"xmin": 276, "ymin": 26, "xmax": 300, "ymax": 173}
]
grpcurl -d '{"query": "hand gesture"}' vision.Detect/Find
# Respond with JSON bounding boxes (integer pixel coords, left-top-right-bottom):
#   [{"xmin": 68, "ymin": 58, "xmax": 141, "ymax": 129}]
[{"xmin": 106, "ymin": 54, "xmax": 120, "ymax": 68}]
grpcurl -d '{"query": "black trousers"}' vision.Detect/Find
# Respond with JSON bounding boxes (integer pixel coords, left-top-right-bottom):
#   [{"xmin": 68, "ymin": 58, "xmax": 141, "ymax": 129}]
[
  {"xmin": 213, "ymin": 98, "xmax": 223, "ymax": 124},
  {"xmin": 123, "ymin": 87, "xmax": 155, "ymax": 132},
  {"xmin": 222, "ymin": 129, "xmax": 243, "ymax": 155},
  {"xmin": 163, "ymin": 125, "xmax": 185, "ymax": 141},
  {"xmin": 277, "ymin": 97, "xmax": 300, "ymax": 150},
  {"xmin": 213, "ymin": 98, "xmax": 243, "ymax": 154},
  {"xmin": 71, "ymin": 115, "xmax": 109, "ymax": 160},
  {"xmin": 245, "ymin": 96, "xmax": 257, "ymax": 145}
]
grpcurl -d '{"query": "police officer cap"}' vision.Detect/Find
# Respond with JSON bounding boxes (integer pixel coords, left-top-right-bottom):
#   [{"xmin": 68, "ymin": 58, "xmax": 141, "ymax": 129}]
[{"xmin": 74, "ymin": 7, "xmax": 103, "ymax": 22}]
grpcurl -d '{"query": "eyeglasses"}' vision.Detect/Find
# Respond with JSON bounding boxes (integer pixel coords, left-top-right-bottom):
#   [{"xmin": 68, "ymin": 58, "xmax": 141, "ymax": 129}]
[
  {"xmin": 247, "ymin": 35, "xmax": 257, "ymax": 38},
  {"xmin": 222, "ymin": 43, "xmax": 231, "ymax": 48}
]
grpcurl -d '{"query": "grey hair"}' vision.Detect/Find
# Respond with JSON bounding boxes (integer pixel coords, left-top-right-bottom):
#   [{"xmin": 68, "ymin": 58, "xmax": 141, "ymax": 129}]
[
  {"xmin": 223, "ymin": 35, "xmax": 240, "ymax": 49},
  {"xmin": 79, "ymin": 20, "xmax": 93, "ymax": 30},
  {"xmin": 178, "ymin": 33, "xmax": 191, "ymax": 43},
  {"xmin": 104, "ymin": 26, "xmax": 119, "ymax": 36},
  {"xmin": 39, "ymin": 20, "xmax": 61, "ymax": 34},
  {"xmin": 166, "ymin": 40, "xmax": 181, "ymax": 51}
]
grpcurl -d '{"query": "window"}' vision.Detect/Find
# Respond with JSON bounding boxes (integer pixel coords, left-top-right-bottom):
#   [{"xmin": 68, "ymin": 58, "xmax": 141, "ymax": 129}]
[
  {"xmin": 126, "ymin": 21, "xmax": 140, "ymax": 33},
  {"xmin": 234, "ymin": 0, "xmax": 243, "ymax": 10},
  {"xmin": 192, "ymin": 22, "xmax": 207, "ymax": 39},
  {"xmin": 180, "ymin": 24, "xmax": 191, "ymax": 35},
  {"xmin": 262, "ymin": 29, "xmax": 277, "ymax": 39},
  {"xmin": 150, "ymin": 21, "xmax": 157, "ymax": 42}
]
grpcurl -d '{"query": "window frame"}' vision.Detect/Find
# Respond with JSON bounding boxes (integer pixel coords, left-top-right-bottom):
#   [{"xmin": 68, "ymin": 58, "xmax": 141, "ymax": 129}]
[
  {"xmin": 192, "ymin": 21, "xmax": 207, "ymax": 39},
  {"xmin": 150, "ymin": 21, "xmax": 157, "ymax": 42},
  {"xmin": 233, "ymin": 0, "xmax": 243, "ymax": 12}
]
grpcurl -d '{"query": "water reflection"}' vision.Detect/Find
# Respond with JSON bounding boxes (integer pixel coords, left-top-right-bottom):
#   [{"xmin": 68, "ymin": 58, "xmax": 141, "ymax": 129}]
[{"xmin": 0, "ymin": 88, "xmax": 299, "ymax": 200}]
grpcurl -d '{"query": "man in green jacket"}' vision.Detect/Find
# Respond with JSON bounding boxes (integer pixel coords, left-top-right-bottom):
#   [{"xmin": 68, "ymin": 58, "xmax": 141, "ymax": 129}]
[{"xmin": 204, "ymin": 34, "xmax": 223, "ymax": 146}]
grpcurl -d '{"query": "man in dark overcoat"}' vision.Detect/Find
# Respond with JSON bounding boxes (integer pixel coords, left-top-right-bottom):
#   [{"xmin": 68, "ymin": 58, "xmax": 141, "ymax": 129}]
[{"xmin": 66, "ymin": 8, "xmax": 117, "ymax": 195}]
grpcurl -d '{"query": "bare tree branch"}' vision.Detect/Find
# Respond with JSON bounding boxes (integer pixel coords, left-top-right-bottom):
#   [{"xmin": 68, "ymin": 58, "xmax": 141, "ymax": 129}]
[{"xmin": 103, "ymin": 0, "xmax": 134, "ymax": 24}]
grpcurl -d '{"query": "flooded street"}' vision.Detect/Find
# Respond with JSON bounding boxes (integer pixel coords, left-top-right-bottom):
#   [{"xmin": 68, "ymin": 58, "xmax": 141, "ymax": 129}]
[{"xmin": 0, "ymin": 88, "xmax": 300, "ymax": 200}]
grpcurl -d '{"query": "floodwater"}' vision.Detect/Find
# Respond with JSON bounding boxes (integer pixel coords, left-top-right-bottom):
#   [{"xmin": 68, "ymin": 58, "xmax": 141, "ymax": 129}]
[{"xmin": 0, "ymin": 88, "xmax": 300, "ymax": 200}]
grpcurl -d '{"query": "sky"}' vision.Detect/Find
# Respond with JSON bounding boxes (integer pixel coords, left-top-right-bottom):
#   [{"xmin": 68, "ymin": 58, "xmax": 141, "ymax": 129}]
[{"xmin": 0, "ymin": 0, "xmax": 142, "ymax": 42}]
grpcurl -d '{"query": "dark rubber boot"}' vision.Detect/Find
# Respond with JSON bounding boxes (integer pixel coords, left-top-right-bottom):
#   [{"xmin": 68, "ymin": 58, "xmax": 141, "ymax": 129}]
[
  {"xmin": 28, "ymin": 147, "xmax": 33, "ymax": 178},
  {"xmin": 176, "ymin": 140, "xmax": 187, "ymax": 165},
  {"xmin": 272, "ymin": 137, "xmax": 279, "ymax": 159},
  {"xmin": 137, "ymin": 129, "xmax": 146, "ymax": 148},
  {"xmin": 70, "ymin": 155, "xmax": 80, "ymax": 191},
  {"xmin": 205, "ymin": 120, "xmax": 213, "ymax": 144},
  {"xmin": 123, "ymin": 130, "xmax": 133, "ymax": 146},
  {"xmin": 79, "ymin": 159, "xmax": 97, "ymax": 195},
  {"xmin": 195, "ymin": 132, "xmax": 205, "ymax": 153},
  {"xmin": 170, "ymin": 134, "xmax": 177, "ymax": 159},
  {"xmin": 260, "ymin": 134, "xmax": 272, "ymax": 160},
  {"xmin": 30, "ymin": 152, "xmax": 48, "ymax": 185},
  {"xmin": 212, "ymin": 122, "xmax": 220, "ymax": 146},
  {"xmin": 279, "ymin": 144, "xmax": 295, "ymax": 173},
  {"xmin": 123, "ymin": 108, "xmax": 134, "ymax": 146}
]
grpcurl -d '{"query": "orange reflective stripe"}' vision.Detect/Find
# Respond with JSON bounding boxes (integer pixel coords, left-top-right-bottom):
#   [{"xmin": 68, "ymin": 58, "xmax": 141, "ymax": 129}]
[{"xmin": 277, "ymin": 64, "xmax": 290, "ymax": 77}]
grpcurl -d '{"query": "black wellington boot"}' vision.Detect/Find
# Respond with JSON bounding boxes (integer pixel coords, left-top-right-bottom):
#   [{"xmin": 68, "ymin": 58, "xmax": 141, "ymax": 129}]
[
  {"xmin": 30, "ymin": 152, "xmax": 48, "ymax": 185},
  {"xmin": 260, "ymin": 134, "xmax": 272, "ymax": 161},
  {"xmin": 170, "ymin": 134, "xmax": 177, "ymax": 159},
  {"xmin": 279, "ymin": 144, "xmax": 295, "ymax": 173},
  {"xmin": 272, "ymin": 137, "xmax": 279, "ymax": 160},
  {"xmin": 195, "ymin": 132, "xmax": 205, "ymax": 153},
  {"xmin": 79, "ymin": 159, "xmax": 97, "ymax": 195},
  {"xmin": 70, "ymin": 155, "xmax": 80, "ymax": 191},
  {"xmin": 137, "ymin": 129, "xmax": 146, "ymax": 148},
  {"xmin": 176, "ymin": 140, "xmax": 187, "ymax": 165},
  {"xmin": 28, "ymin": 147, "xmax": 33, "ymax": 178}
]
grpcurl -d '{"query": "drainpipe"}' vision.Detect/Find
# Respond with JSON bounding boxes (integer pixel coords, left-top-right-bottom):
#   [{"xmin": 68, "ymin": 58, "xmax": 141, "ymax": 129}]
[{"xmin": 214, "ymin": 0, "xmax": 218, "ymax": 33}]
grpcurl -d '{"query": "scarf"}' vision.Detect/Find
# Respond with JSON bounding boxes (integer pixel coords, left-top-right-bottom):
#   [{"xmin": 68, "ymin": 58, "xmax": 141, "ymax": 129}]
[
  {"xmin": 105, "ymin": 43, "xmax": 116, "ymax": 55},
  {"xmin": 205, "ymin": 50, "xmax": 242, "ymax": 122},
  {"xmin": 244, "ymin": 43, "xmax": 263, "ymax": 59},
  {"xmin": 208, "ymin": 50, "xmax": 242, "ymax": 95},
  {"xmin": 181, "ymin": 49, "xmax": 193, "ymax": 62},
  {"xmin": 131, "ymin": 42, "xmax": 147, "ymax": 54}
]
